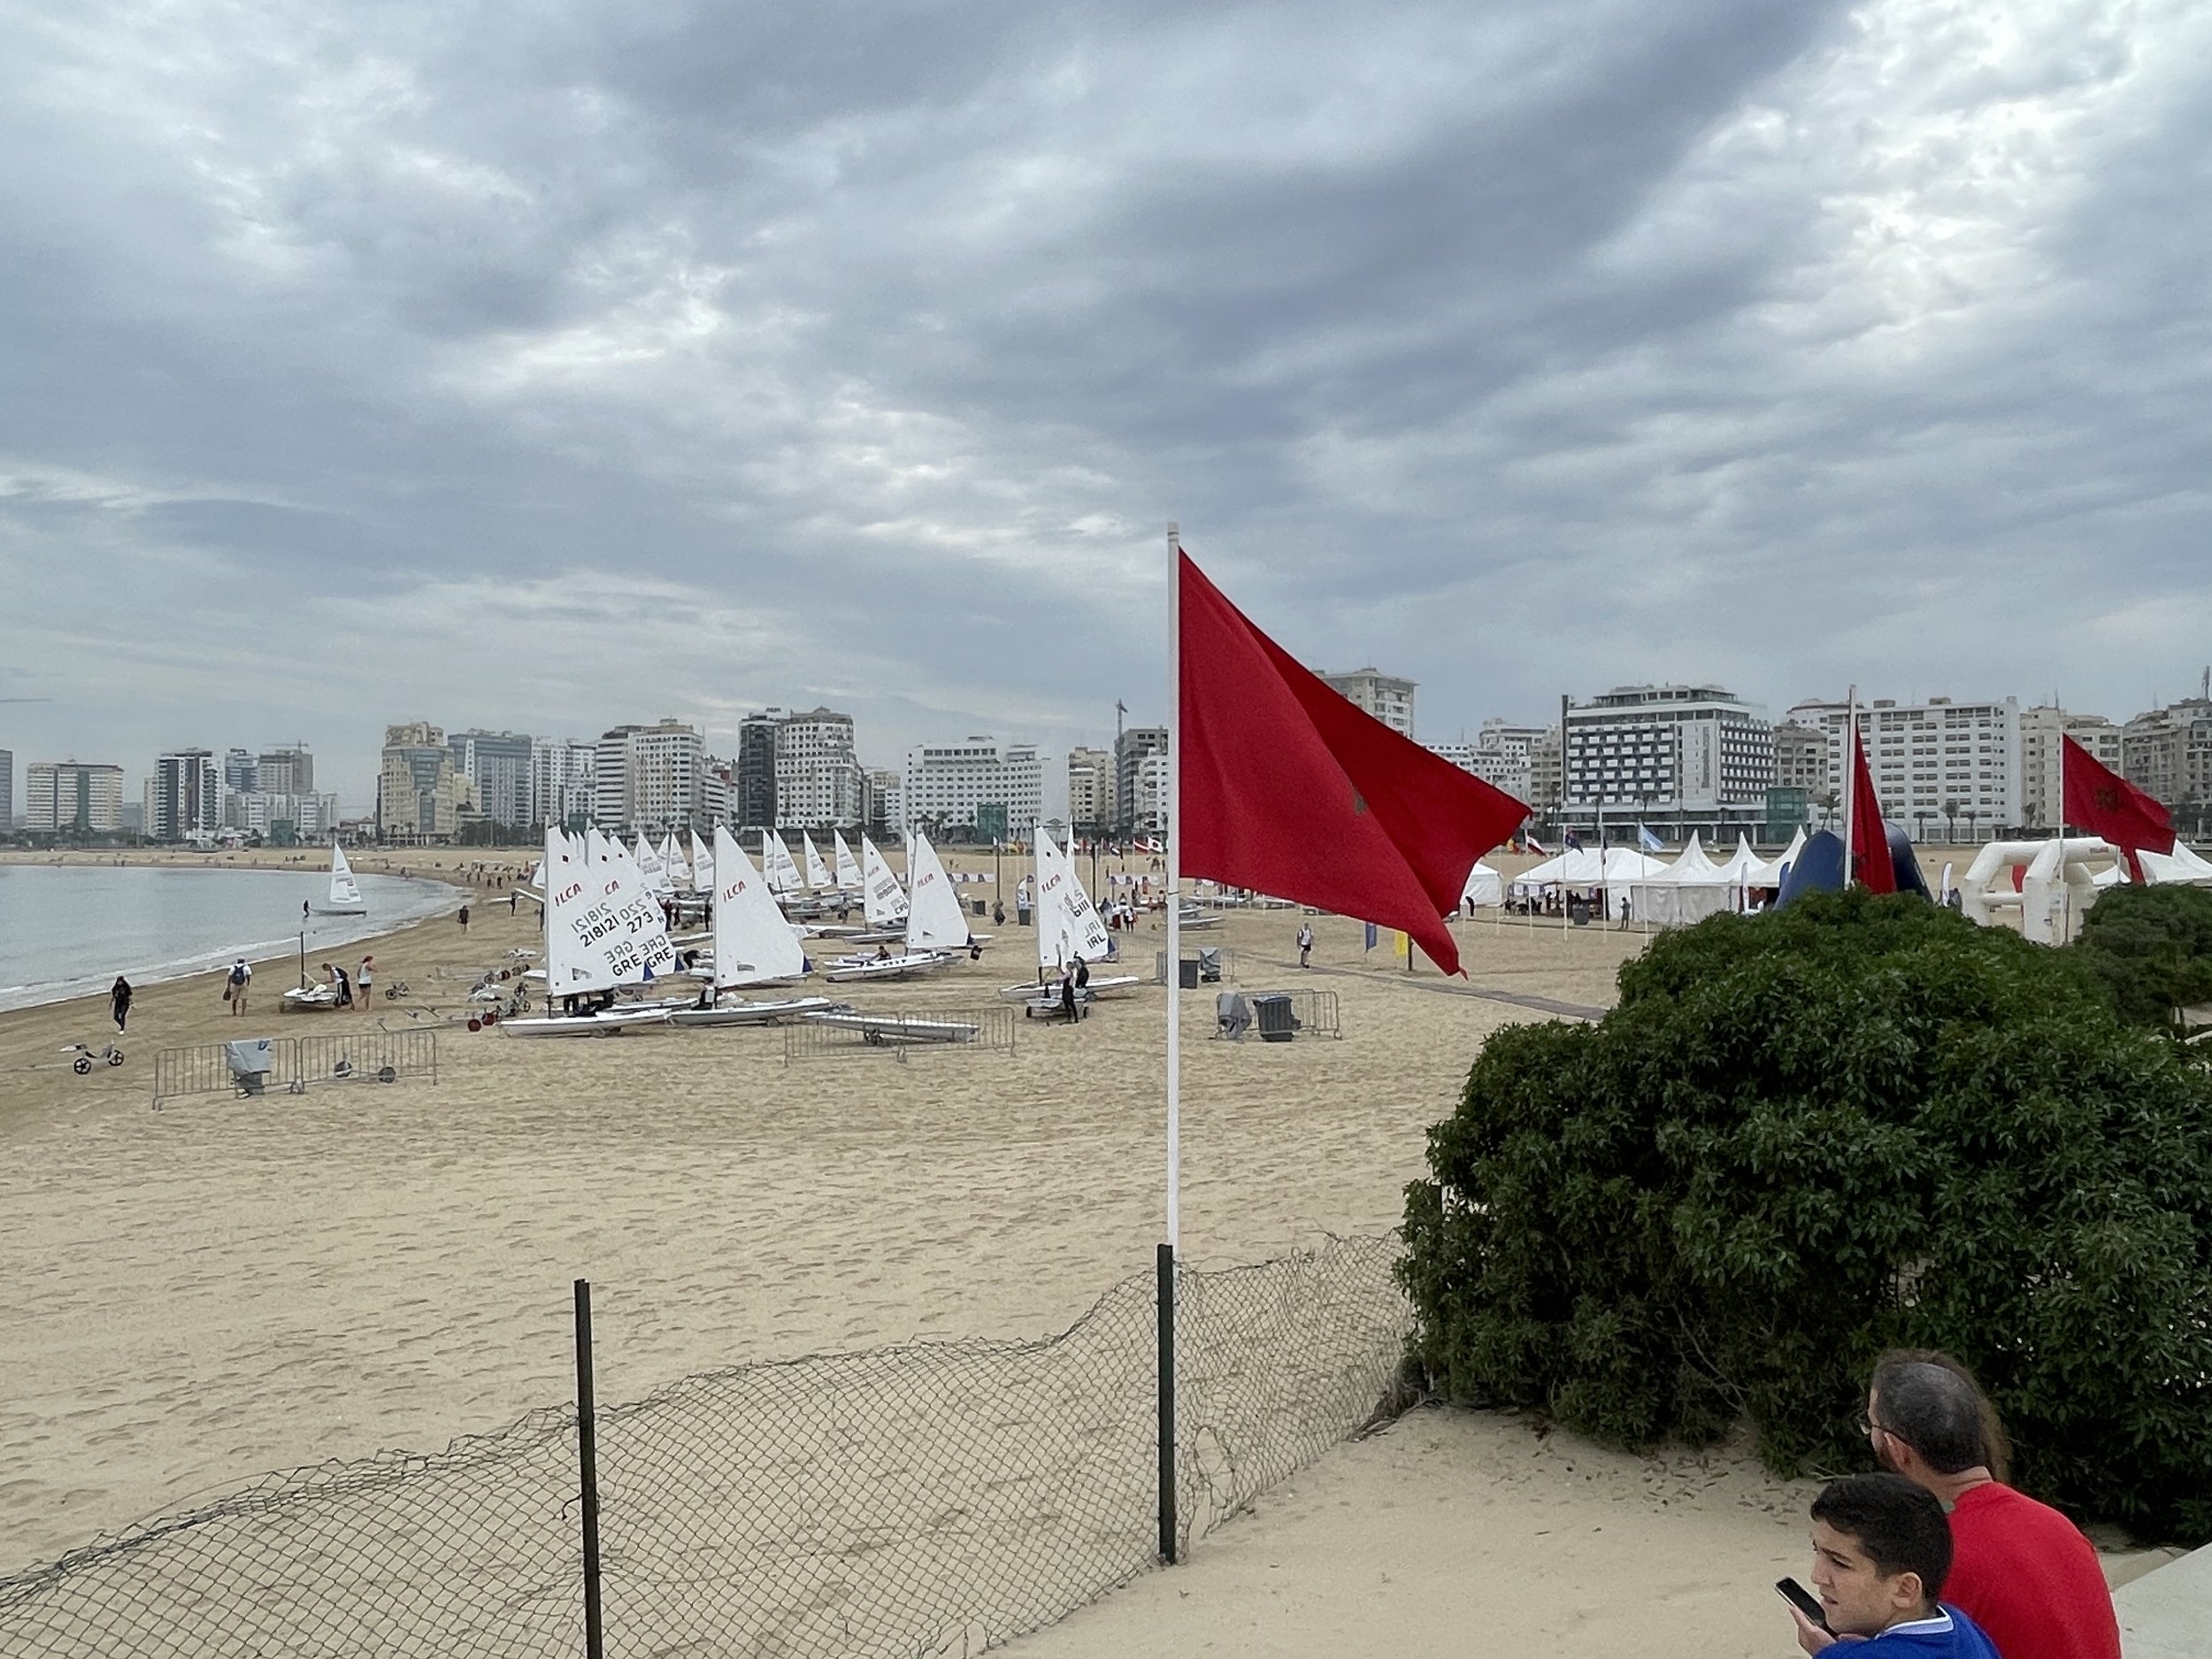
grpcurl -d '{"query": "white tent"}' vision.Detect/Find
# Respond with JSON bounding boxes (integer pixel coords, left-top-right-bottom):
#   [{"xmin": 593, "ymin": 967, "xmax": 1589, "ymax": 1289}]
[
  {"xmin": 2139, "ymin": 841, "xmax": 2212, "ymax": 885},
  {"xmin": 1459, "ymin": 862, "xmax": 1503, "ymax": 909},
  {"xmin": 1745, "ymin": 827, "xmax": 1807, "ymax": 892},
  {"xmin": 1509, "ymin": 846, "xmax": 1667, "ymax": 895},
  {"xmin": 1627, "ymin": 834, "xmax": 1740, "ymax": 926}
]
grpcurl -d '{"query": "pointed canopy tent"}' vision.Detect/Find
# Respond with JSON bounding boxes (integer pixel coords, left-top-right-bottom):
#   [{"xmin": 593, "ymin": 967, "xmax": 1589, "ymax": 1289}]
[
  {"xmin": 2137, "ymin": 841, "xmax": 2212, "ymax": 885},
  {"xmin": 1712, "ymin": 834, "xmax": 1763, "ymax": 886},
  {"xmin": 1459, "ymin": 862, "xmax": 1503, "ymax": 909},
  {"xmin": 1508, "ymin": 847, "xmax": 1667, "ymax": 895},
  {"xmin": 1626, "ymin": 834, "xmax": 1740, "ymax": 926},
  {"xmin": 1746, "ymin": 827, "xmax": 1808, "ymax": 890}
]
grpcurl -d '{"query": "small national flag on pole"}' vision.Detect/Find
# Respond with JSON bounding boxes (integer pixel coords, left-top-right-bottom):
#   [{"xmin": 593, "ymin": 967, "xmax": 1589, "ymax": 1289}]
[
  {"xmin": 1637, "ymin": 824, "xmax": 1663, "ymax": 853},
  {"xmin": 2062, "ymin": 733, "xmax": 2175, "ymax": 880},
  {"xmin": 1177, "ymin": 550, "xmax": 1526, "ymax": 974},
  {"xmin": 1848, "ymin": 729, "xmax": 1898, "ymax": 895}
]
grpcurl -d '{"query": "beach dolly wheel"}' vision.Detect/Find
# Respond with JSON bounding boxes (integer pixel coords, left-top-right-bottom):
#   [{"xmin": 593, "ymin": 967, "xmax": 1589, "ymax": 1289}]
[
  {"xmin": 73, "ymin": 1055, "xmax": 92, "ymax": 1075},
  {"xmin": 106, "ymin": 1047, "xmax": 125, "ymax": 1066}
]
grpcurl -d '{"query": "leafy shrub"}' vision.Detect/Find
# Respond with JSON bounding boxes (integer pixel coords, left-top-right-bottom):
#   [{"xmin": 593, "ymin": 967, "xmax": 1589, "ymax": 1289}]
[
  {"xmin": 2070, "ymin": 881, "xmax": 2212, "ymax": 1033},
  {"xmin": 1399, "ymin": 890, "xmax": 2212, "ymax": 1543}
]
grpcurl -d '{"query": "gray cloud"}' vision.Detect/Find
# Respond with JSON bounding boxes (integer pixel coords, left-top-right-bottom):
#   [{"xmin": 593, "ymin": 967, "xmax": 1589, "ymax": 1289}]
[{"xmin": 4, "ymin": 0, "xmax": 2209, "ymax": 803}]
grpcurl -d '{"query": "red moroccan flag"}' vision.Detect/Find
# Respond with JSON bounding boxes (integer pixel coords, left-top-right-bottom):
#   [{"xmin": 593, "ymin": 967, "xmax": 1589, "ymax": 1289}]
[
  {"xmin": 2062, "ymin": 733, "xmax": 2174, "ymax": 880},
  {"xmin": 1849, "ymin": 728, "xmax": 1897, "ymax": 895},
  {"xmin": 1177, "ymin": 550, "xmax": 1528, "ymax": 974}
]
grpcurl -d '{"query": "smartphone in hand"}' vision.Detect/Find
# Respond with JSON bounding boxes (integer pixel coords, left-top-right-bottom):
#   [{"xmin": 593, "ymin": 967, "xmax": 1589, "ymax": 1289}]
[{"xmin": 1776, "ymin": 1577, "xmax": 1829, "ymax": 1631}]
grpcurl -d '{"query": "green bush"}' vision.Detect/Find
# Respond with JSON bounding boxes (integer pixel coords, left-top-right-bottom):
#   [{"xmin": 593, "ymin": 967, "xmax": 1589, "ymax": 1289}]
[
  {"xmin": 1399, "ymin": 890, "xmax": 2212, "ymax": 1543},
  {"xmin": 2071, "ymin": 881, "xmax": 2212, "ymax": 1034}
]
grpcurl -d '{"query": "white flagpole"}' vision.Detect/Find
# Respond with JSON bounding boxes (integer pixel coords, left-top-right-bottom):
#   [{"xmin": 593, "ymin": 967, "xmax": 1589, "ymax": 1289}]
[
  {"xmin": 1842, "ymin": 686, "xmax": 1857, "ymax": 889},
  {"xmin": 1165, "ymin": 522, "xmax": 1183, "ymax": 1251}
]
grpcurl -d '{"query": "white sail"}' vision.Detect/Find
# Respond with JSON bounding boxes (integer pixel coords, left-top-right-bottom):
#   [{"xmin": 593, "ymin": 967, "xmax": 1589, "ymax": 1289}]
[
  {"xmin": 862, "ymin": 834, "xmax": 910, "ymax": 926},
  {"xmin": 688, "ymin": 829, "xmax": 715, "ymax": 893},
  {"xmin": 327, "ymin": 842, "xmax": 364, "ymax": 912},
  {"xmin": 802, "ymin": 832, "xmax": 832, "ymax": 890},
  {"xmin": 761, "ymin": 831, "xmax": 804, "ymax": 896},
  {"xmin": 712, "ymin": 826, "xmax": 808, "ymax": 986},
  {"xmin": 1034, "ymin": 826, "xmax": 1110, "ymax": 968},
  {"xmin": 633, "ymin": 833, "xmax": 672, "ymax": 895},
  {"xmin": 904, "ymin": 830, "xmax": 971, "ymax": 953},
  {"xmin": 548, "ymin": 828, "xmax": 677, "ymax": 992},
  {"xmin": 833, "ymin": 830, "xmax": 864, "ymax": 892},
  {"xmin": 662, "ymin": 832, "xmax": 692, "ymax": 890}
]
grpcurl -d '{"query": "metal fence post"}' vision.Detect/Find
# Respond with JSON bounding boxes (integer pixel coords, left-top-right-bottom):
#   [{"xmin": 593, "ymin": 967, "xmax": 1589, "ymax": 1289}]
[
  {"xmin": 1156, "ymin": 1241, "xmax": 1177, "ymax": 1564},
  {"xmin": 574, "ymin": 1279, "xmax": 605, "ymax": 1659}
]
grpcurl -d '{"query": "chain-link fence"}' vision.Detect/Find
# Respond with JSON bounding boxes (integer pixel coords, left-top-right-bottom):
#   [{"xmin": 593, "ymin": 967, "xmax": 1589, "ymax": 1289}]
[{"xmin": 0, "ymin": 1235, "xmax": 1407, "ymax": 1659}]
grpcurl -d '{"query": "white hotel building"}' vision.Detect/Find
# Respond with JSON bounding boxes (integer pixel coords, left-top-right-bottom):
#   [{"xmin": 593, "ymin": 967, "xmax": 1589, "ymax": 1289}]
[
  {"xmin": 1788, "ymin": 695, "xmax": 2023, "ymax": 839},
  {"xmin": 1562, "ymin": 685, "xmax": 1774, "ymax": 837},
  {"xmin": 903, "ymin": 736, "xmax": 1043, "ymax": 837}
]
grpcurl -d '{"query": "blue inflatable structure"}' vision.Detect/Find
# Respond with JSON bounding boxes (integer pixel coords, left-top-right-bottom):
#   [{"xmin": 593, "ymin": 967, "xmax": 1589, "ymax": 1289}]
[{"xmin": 1774, "ymin": 826, "xmax": 1930, "ymax": 906}]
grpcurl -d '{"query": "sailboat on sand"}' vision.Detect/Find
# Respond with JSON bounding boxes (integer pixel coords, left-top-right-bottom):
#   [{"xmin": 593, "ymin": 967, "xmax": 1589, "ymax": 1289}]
[
  {"xmin": 669, "ymin": 826, "xmax": 838, "ymax": 1026},
  {"xmin": 503, "ymin": 827, "xmax": 678, "ymax": 1036},
  {"xmin": 1000, "ymin": 826, "xmax": 1141, "ymax": 1003},
  {"xmin": 824, "ymin": 830, "xmax": 979, "ymax": 982}
]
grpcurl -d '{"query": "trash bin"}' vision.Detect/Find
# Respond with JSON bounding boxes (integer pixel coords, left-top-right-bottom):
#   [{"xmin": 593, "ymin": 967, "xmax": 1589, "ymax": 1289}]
[
  {"xmin": 1252, "ymin": 993, "xmax": 1299, "ymax": 1042},
  {"xmin": 1178, "ymin": 958, "xmax": 1201, "ymax": 989},
  {"xmin": 970, "ymin": 898, "xmax": 987, "ymax": 916}
]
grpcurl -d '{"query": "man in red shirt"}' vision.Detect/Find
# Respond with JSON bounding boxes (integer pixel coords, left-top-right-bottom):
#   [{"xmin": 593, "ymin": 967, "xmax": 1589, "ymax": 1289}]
[{"xmin": 1862, "ymin": 1353, "xmax": 2121, "ymax": 1659}]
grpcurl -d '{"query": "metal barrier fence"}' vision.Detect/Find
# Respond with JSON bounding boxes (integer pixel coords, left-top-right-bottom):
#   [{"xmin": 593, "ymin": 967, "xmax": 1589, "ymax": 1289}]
[
  {"xmin": 1154, "ymin": 947, "xmax": 1240, "ymax": 986},
  {"xmin": 781, "ymin": 1005, "xmax": 1019, "ymax": 1064},
  {"xmin": 0, "ymin": 1234, "xmax": 1409, "ymax": 1659},
  {"xmin": 150, "ymin": 1031, "xmax": 439, "ymax": 1108}
]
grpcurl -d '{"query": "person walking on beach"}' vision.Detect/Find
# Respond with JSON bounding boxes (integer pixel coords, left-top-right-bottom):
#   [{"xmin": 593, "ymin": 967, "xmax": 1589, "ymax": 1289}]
[
  {"xmin": 1297, "ymin": 922, "xmax": 1314, "ymax": 968},
  {"xmin": 457, "ymin": 904, "xmax": 471, "ymax": 933},
  {"xmin": 110, "ymin": 976, "xmax": 133, "ymax": 1032},
  {"xmin": 357, "ymin": 955, "xmax": 373, "ymax": 1010},
  {"xmin": 1855, "ymin": 1354, "xmax": 2120, "ymax": 1659},
  {"xmin": 226, "ymin": 957, "xmax": 251, "ymax": 1016}
]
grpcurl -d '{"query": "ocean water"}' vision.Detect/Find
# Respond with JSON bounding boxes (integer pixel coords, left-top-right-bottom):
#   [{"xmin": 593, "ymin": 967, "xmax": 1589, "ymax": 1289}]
[{"xmin": 0, "ymin": 865, "xmax": 460, "ymax": 1013}]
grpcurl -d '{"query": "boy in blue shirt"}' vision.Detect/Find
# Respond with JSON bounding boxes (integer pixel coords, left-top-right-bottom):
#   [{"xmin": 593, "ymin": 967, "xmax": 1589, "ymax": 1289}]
[{"xmin": 1787, "ymin": 1472, "xmax": 2001, "ymax": 1658}]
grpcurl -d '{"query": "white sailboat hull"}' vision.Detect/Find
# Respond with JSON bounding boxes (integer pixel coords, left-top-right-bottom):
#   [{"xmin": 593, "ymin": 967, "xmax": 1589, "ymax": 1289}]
[
  {"xmin": 995, "ymin": 973, "xmax": 1141, "ymax": 1003},
  {"xmin": 823, "ymin": 953, "xmax": 956, "ymax": 984},
  {"xmin": 667, "ymin": 996, "xmax": 843, "ymax": 1028},
  {"xmin": 501, "ymin": 1009, "xmax": 674, "ymax": 1038},
  {"xmin": 801, "ymin": 1010, "xmax": 981, "ymax": 1044}
]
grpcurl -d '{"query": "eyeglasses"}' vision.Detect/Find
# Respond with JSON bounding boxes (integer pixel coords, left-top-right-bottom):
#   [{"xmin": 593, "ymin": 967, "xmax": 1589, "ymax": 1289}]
[{"xmin": 1854, "ymin": 1409, "xmax": 1889, "ymax": 1438}]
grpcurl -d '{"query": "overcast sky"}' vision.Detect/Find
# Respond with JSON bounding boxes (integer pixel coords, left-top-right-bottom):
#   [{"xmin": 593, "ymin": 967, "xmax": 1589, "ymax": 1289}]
[{"xmin": 4, "ymin": 0, "xmax": 2209, "ymax": 810}]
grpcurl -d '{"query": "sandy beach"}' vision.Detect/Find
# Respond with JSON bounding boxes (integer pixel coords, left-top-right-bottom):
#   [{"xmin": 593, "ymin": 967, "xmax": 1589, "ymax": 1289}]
[{"xmin": 0, "ymin": 842, "xmax": 2167, "ymax": 1655}]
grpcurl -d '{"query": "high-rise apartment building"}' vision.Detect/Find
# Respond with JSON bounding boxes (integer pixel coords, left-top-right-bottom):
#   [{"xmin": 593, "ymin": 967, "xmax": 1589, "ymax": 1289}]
[
  {"xmin": 867, "ymin": 769, "xmax": 903, "ymax": 837},
  {"xmin": 149, "ymin": 749, "xmax": 222, "ymax": 842},
  {"xmin": 257, "ymin": 747, "xmax": 314, "ymax": 795},
  {"xmin": 1563, "ymin": 685, "xmax": 1774, "ymax": 835},
  {"xmin": 532, "ymin": 738, "xmax": 596, "ymax": 830},
  {"xmin": 449, "ymin": 729, "xmax": 536, "ymax": 828},
  {"xmin": 1771, "ymin": 723, "xmax": 1829, "ymax": 795},
  {"xmin": 1067, "ymin": 746, "xmax": 1113, "ymax": 831},
  {"xmin": 1127, "ymin": 751, "xmax": 1169, "ymax": 834},
  {"xmin": 774, "ymin": 707, "xmax": 864, "ymax": 829},
  {"xmin": 733, "ymin": 711, "xmax": 783, "ymax": 830},
  {"xmin": 379, "ymin": 722, "xmax": 470, "ymax": 841},
  {"xmin": 903, "ymin": 736, "xmax": 1043, "ymax": 836},
  {"xmin": 1114, "ymin": 726, "xmax": 1167, "ymax": 833},
  {"xmin": 1317, "ymin": 667, "xmax": 1416, "ymax": 738},
  {"xmin": 2017, "ymin": 707, "xmax": 2124, "ymax": 831},
  {"xmin": 1430, "ymin": 720, "xmax": 1549, "ymax": 810},
  {"xmin": 1789, "ymin": 695, "xmax": 2023, "ymax": 839},
  {"xmin": 594, "ymin": 718, "xmax": 706, "ymax": 832},
  {"xmin": 27, "ymin": 761, "xmax": 127, "ymax": 833},
  {"xmin": 0, "ymin": 748, "xmax": 12, "ymax": 827},
  {"xmin": 2120, "ymin": 699, "xmax": 2212, "ymax": 814},
  {"xmin": 222, "ymin": 748, "xmax": 257, "ymax": 795}
]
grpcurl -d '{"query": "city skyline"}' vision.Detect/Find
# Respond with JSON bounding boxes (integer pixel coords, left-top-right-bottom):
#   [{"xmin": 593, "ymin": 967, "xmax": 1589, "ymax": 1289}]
[{"xmin": 6, "ymin": 4, "xmax": 2212, "ymax": 810}]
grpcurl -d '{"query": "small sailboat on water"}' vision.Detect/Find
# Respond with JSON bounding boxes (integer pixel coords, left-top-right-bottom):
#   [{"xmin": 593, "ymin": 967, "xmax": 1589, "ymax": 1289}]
[{"xmin": 315, "ymin": 841, "xmax": 367, "ymax": 916}]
